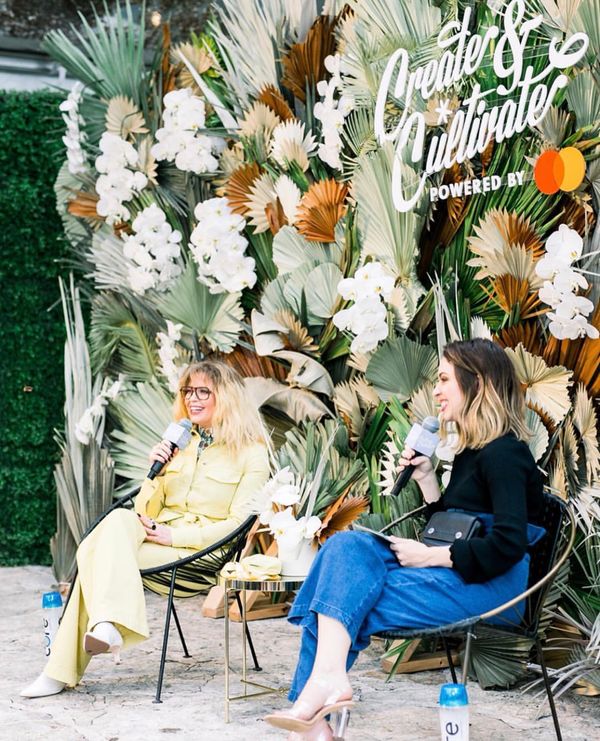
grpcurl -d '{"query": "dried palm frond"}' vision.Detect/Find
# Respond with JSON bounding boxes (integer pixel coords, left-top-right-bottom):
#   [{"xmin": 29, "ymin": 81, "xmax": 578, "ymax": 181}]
[
  {"xmin": 534, "ymin": 105, "xmax": 571, "ymax": 147},
  {"xmin": 318, "ymin": 494, "xmax": 370, "ymax": 542},
  {"xmin": 265, "ymin": 199, "xmax": 287, "ymax": 235},
  {"xmin": 561, "ymin": 419, "xmax": 581, "ymax": 493},
  {"xmin": 225, "ymin": 162, "xmax": 262, "ymax": 216},
  {"xmin": 484, "ymin": 275, "xmax": 545, "ymax": 319},
  {"xmin": 281, "ymin": 14, "xmax": 337, "ymax": 102},
  {"xmin": 572, "ymin": 384, "xmax": 600, "ymax": 483},
  {"xmin": 543, "ymin": 305, "xmax": 600, "ymax": 396},
  {"xmin": 245, "ymin": 172, "xmax": 277, "ymax": 233},
  {"xmin": 270, "ymin": 119, "xmax": 317, "ymax": 172},
  {"xmin": 273, "ymin": 309, "xmax": 319, "ymax": 354},
  {"xmin": 348, "ymin": 351, "xmax": 370, "ymax": 373},
  {"xmin": 171, "ymin": 41, "xmax": 213, "ymax": 92},
  {"xmin": 467, "ymin": 209, "xmax": 544, "ymax": 285},
  {"xmin": 137, "ymin": 136, "xmax": 158, "ymax": 185},
  {"xmin": 239, "ymin": 101, "xmax": 280, "ymax": 141},
  {"xmin": 561, "ymin": 193, "xmax": 596, "ymax": 235},
  {"xmin": 221, "ymin": 343, "xmax": 288, "ymax": 382},
  {"xmin": 67, "ymin": 190, "xmax": 103, "ymax": 227},
  {"xmin": 407, "ymin": 382, "xmax": 438, "ymax": 423},
  {"xmin": 333, "ymin": 380, "xmax": 363, "ymax": 439},
  {"xmin": 525, "ymin": 407, "xmax": 550, "ymax": 462},
  {"xmin": 273, "ymin": 175, "xmax": 301, "ymax": 226},
  {"xmin": 505, "ymin": 344, "xmax": 572, "ymax": 424},
  {"xmin": 480, "ymin": 138, "xmax": 494, "ymax": 173},
  {"xmin": 258, "ymin": 84, "xmax": 295, "ymax": 121},
  {"xmin": 160, "ymin": 22, "xmax": 177, "ymax": 97},
  {"xmin": 296, "ymin": 179, "xmax": 348, "ymax": 242},
  {"xmin": 438, "ymin": 163, "xmax": 468, "ymax": 245},
  {"xmin": 379, "ymin": 437, "xmax": 402, "ymax": 496},
  {"xmin": 105, "ymin": 95, "xmax": 148, "ymax": 139},
  {"xmin": 352, "ymin": 376, "xmax": 379, "ymax": 408},
  {"xmin": 549, "ymin": 458, "xmax": 568, "ymax": 499},
  {"xmin": 495, "ymin": 322, "xmax": 543, "ymax": 355}
]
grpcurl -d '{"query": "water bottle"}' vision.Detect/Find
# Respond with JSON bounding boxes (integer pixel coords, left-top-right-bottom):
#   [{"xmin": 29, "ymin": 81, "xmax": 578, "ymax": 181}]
[
  {"xmin": 439, "ymin": 683, "xmax": 469, "ymax": 741},
  {"xmin": 42, "ymin": 591, "xmax": 63, "ymax": 657}
]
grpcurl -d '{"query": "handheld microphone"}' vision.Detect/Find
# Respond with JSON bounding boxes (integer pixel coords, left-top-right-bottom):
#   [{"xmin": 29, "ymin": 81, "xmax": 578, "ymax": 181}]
[
  {"xmin": 147, "ymin": 418, "xmax": 193, "ymax": 480},
  {"xmin": 390, "ymin": 416, "xmax": 440, "ymax": 497}
]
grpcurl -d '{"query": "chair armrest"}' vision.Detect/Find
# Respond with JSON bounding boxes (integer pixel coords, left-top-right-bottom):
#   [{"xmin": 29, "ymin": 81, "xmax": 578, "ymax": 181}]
[
  {"xmin": 80, "ymin": 488, "xmax": 140, "ymax": 542},
  {"xmin": 479, "ymin": 503, "xmax": 577, "ymax": 623},
  {"xmin": 380, "ymin": 504, "xmax": 428, "ymax": 534}
]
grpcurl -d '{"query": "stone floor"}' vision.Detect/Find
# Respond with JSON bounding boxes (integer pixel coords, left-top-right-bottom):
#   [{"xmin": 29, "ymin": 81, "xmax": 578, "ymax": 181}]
[{"xmin": 2, "ymin": 566, "xmax": 598, "ymax": 741}]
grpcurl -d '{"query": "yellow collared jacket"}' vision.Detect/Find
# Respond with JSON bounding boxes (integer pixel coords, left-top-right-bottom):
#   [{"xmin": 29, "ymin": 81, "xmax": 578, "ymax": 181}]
[{"xmin": 134, "ymin": 432, "xmax": 270, "ymax": 551}]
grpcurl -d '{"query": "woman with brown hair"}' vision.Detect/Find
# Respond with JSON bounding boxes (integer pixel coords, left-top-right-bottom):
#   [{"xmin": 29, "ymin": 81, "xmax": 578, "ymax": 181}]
[
  {"xmin": 265, "ymin": 339, "xmax": 544, "ymax": 740},
  {"xmin": 22, "ymin": 360, "xmax": 270, "ymax": 698}
]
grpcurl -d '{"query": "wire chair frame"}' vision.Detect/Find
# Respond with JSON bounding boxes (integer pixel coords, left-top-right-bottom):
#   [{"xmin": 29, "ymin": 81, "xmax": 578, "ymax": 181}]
[
  {"xmin": 376, "ymin": 492, "xmax": 576, "ymax": 741},
  {"xmin": 66, "ymin": 489, "xmax": 262, "ymax": 702}
]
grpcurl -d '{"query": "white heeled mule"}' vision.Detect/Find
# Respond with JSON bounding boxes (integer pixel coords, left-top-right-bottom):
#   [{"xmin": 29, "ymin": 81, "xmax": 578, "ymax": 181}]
[{"xmin": 83, "ymin": 621, "xmax": 123, "ymax": 664}]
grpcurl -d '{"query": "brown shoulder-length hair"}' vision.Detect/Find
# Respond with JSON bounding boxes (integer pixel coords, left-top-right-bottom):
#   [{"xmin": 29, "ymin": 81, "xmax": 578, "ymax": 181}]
[
  {"xmin": 173, "ymin": 360, "xmax": 267, "ymax": 453},
  {"xmin": 441, "ymin": 338, "xmax": 530, "ymax": 452}
]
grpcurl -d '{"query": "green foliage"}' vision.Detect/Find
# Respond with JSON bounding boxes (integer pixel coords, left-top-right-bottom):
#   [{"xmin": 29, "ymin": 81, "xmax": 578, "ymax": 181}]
[{"xmin": 0, "ymin": 90, "xmax": 68, "ymax": 564}]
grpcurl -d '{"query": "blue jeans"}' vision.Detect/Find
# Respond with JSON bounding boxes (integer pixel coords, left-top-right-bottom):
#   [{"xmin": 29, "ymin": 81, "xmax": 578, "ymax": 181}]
[{"xmin": 287, "ymin": 531, "xmax": 529, "ymax": 700}]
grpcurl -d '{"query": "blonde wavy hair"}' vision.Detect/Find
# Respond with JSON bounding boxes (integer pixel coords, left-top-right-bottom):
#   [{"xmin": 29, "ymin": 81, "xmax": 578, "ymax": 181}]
[
  {"xmin": 441, "ymin": 339, "xmax": 530, "ymax": 452},
  {"xmin": 173, "ymin": 360, "xmax": 268, "ymax": 453}
]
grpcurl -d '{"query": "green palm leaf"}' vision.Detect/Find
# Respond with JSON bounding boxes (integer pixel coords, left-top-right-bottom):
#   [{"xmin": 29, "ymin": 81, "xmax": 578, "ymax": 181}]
[
  {"xmin": 152, "ymin": 262, "xmax": 244, "ymax": 352},
  {"xmin": 42, "ymin": 1, "xmax": 149, "ymax": 107},
  {"xmin": 89, "ymin": 292, "xmax": 158, "ymax": 380},
  {"xmin": 366, "ymin": 335, "xmax": 438, "ymax": 401},
  {"xmin": 352, "ymin": 144, "xmax": 423, "ymax": 280},
  {"xmin": 565, "ymin": 69, "xmax": 600, "ymax": 132},
  {"xmin": 272, "ymin": 226, "xmax": 341, "ymax": 275},
  {"xmin": 110, "ymin": 380, "xmax": 174, "ymax": 489}
]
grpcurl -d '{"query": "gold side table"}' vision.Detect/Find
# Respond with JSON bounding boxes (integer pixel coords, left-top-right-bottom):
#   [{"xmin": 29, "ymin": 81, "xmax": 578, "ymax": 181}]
[{"xmin": 220, "ymin": 575, "xmax": 305, "ymax": 722}]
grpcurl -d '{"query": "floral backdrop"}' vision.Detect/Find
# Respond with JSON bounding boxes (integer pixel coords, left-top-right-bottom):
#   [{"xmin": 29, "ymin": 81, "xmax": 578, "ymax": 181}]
[{"xmin": 45, "ymin": 0, "xmax": 598, "ymax": 694}]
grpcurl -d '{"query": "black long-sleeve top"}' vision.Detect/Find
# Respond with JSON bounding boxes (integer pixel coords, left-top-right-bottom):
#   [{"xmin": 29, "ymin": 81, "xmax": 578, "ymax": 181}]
[{"xmin": 427, "ymin": 433, "xmax": 544, "ymax": 584}]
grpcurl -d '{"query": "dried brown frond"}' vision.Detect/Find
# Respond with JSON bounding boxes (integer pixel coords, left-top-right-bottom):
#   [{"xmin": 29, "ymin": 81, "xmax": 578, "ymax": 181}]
[
  {"xmin": 112, "ymin": 221, "xmax": 132, "ymax": 237},
  {"xmin": 273, "ymin": 310, "xmax": 319, "ymax": 354},
  {"xmin": 560, "ymin": 194, "xmax": 596, "ymax": 235},
  {"xmin": 161, "ymin": 23, "xmax": 177, "ymax": 97},
  {"xmin": 527, "ymin": 402, "xmax": 557, "ymax": 434},
  {"xmin": 265, "ymin": 199, "xmax": 287, "ymax": 235},
  {"xmin": 495, "ymin": 322, "xmax": 543, "ymax": 355},
  {"xmin": 484, "ymin": 275, "xmax": 545, "ymax": 319},
  {"xmin": 318, "ymin": 494, "xmax": 370, "ymax": 543},
  {"xmin": 171, "ymin": 41, "xmax": 213, "ymax": 93},
  {"xmin": 220, "ymin": 343, "xmax": 288, "ymax": 382},
  {"xmin": 66, "ymin": 190, "xmax": 103, "ymax": 227},
  {"xmin": 543, "ymin": 304, "xmax": 600, "ymax": 396},
  {"xmin": 257, "ymin": 84, "xmax": 295, "ymax": 122},
  {"xmin": 296, "ymin": 179, "xmax": 348, "ymax": 242},
  {"xmin": 281, "ymin": 15, "xmax": 337, "ymax": 102},
  {"xmin": 480, "ymin": 138, "xmax": 495, "ymax": 174},
  {"xmin": 225, "ymin": 162, "xmax": 262, "ymax": 216}
]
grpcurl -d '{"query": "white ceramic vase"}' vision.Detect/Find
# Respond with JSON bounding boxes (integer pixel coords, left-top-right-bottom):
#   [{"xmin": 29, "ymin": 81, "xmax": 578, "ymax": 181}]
[{"xmin": 277, "ymin": 538, "xmax": 318, "ymax": 578}]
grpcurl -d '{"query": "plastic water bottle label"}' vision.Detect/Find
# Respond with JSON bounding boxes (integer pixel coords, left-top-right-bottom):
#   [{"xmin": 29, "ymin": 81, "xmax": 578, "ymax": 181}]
[{"xmin": 42, "ymin": 591, "xmax": 63, "ymax": 657}]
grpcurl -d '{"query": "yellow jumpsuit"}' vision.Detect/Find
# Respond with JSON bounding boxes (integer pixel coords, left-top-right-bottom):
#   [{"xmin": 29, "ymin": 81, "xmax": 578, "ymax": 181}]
[{"xmin": 45, "ymin": 434, "xmax": 269, "ymax": 686}]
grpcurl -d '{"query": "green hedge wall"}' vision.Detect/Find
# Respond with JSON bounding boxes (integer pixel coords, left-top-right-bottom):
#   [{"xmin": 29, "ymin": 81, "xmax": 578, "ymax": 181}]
[{"xmin": 0, "ymin": 90, "xmax": 68, "ymax": 565}]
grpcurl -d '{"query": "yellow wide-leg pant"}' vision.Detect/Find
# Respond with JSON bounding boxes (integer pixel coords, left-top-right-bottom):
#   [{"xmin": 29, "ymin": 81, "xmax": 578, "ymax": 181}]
[{"xmin": 45, "ymin": 509, "xmax": 195, "ymax": 686}]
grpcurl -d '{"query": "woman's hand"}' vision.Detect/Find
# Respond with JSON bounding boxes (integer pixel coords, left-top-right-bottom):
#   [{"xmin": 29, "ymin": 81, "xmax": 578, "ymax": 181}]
[
  {"xmin": 148, "ymin": 440, "xmax": 178, "ymax": 468},
  {"xmin": 138, "ymin": 514, "xmax": 173, "ymax": 546},
  {"xmin": 397, "ymin": 446, "xmax": 441, "ymax": 504},
  {"xmin": 389, "ymin": 537, "xmax": 452, "ymax": 568},
  {"xmin": 397, "ymin": 446, "xmax": 434, "ymax": 482}
]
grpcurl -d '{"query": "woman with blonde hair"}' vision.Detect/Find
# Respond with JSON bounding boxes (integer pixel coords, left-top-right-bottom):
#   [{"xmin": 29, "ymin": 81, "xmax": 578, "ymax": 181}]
[
  {"xmin": 265, "ymin": 338, "xmax": 544, "ymax": 740},
  {"xmin": 22, "ymin": 360, "xmax": 270, "ymax": 698}
]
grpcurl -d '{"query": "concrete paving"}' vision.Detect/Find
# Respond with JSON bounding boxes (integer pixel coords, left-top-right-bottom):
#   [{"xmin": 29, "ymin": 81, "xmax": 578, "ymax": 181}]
[{"xmin": 2, "ymin": 566, "xmax": 598, "ymax": 741}]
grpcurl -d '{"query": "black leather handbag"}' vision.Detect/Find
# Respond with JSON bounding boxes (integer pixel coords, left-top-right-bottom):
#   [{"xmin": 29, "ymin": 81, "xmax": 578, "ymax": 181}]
[{"xmin": 421, "ymin": 510, "xmax": 482, "ymax": 547}]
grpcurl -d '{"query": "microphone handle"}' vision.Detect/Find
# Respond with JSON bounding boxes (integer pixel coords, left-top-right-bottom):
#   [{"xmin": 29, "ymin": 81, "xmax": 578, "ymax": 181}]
[
  {"xmin": 147, "ymin": 441, "xmax": 176, "ymax": 480},
  {"xmin": 389, "ymin": 463, "xmax": 415, "ymax": 497}
]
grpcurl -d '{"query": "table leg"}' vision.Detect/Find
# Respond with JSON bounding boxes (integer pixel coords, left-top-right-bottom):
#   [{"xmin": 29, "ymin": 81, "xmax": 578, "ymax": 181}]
[
  {"xmin": 224, "ymin": 586, "xmax": 230, "ymax": 723},
  {"xmin": 241, "ymin": 588, "xmax": 247, "ymax": 693}
]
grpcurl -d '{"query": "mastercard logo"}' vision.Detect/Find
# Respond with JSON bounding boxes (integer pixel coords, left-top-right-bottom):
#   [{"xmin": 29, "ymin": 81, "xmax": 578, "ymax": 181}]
[{"xmin": 534, "ymin": 147, "xmax": 586, "ymax": 195}]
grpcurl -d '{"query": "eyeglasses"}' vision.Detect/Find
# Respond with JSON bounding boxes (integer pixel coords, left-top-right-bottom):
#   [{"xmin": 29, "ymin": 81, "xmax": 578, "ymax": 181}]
[{"xmin": 180, "ymin": 386, "xmax": 213, "ymax": 401}]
